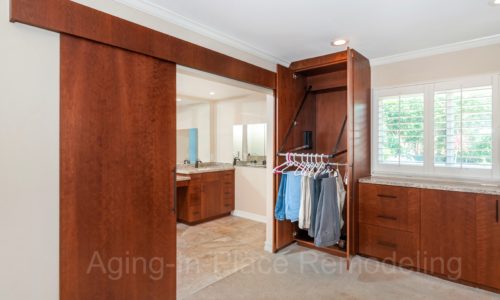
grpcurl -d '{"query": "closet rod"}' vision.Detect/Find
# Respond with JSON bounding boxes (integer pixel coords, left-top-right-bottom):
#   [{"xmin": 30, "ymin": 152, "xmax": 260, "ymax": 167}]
[
  {"xmin": 276, "ymin": 152, "xmax": 352, "ymax": 167},
  {"xmin": 278, "ymin": 85, "xmax": 313, "ymax": 153}
]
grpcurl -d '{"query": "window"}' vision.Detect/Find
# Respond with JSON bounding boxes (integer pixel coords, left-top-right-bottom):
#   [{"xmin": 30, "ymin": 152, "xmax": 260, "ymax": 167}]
[
  {"xmin": 378, "ymin": 93, "xmax": 424, "ymax": 166},
  {"xmin": 434, "ymin": 85, "xmax": 493, "ymax": 169},
  {"xmin": 373, "ymin": 74, "xmax": 499, "ymax": 180}
]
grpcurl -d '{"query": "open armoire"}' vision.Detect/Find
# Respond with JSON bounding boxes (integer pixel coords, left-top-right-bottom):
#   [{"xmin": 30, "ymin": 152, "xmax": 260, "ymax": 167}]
[{"xmin": 274, "ymin": 48, "xmax": 371, "ymax": 268}]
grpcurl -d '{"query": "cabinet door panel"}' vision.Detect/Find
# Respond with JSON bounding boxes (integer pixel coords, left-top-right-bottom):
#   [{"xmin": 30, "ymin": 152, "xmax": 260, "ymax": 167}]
[
  {"xmin": 201, "ymin": 174, "xmax": 223, "ymax": 219},
  {"xmin": 476, "ymin": 194, "xmax": 500, "ymax": 289},
  {"xmin": 420, "ymin": 190, "xmax": 476, "ymax": 282}
]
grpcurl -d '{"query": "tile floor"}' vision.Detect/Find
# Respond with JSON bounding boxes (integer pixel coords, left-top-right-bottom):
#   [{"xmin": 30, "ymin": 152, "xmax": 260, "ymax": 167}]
[
  {"xmin": 178, "ymin": 216, "xmax": 499, "ymax": 300},
  {"xmin": 177, "ymin": 216, "xmax": 269, "ymax": 299}
]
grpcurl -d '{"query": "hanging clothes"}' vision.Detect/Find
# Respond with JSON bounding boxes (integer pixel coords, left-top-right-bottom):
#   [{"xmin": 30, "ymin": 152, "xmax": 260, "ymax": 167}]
[
  {"xmin": 298, "ymin": 176, "xmax": 312, "ymax": 229},
  {"xmin": 284, "ymin": 172, "xmax": 302, "ymax": 222},
  {"xmin": 336, "ymin": 173, "xmax": 346, "ymax": 229},
  {"xmin": 314, "ymin": 176, "xmax": 340, "ymax": 247},
  {"xmin": 274, "ymin": 173, "xmax": 288, "ymax": 221},
  {"xmin": 308, "ymin": 173, "xmax": 328, "ymax": 238}
]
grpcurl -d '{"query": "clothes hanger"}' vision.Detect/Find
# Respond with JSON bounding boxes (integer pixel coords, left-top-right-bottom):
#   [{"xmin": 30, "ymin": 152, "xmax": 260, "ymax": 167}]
[
  {"xmin": 281, "ymin": 153, "xmax": 295, "ymax": 173},
  {"xmin": 294, "ymin": 153, "xmax": 305, "ymax": 176},
  {"xmin": 272, "ymin": 152, "xmax": 290, "ymax": 174}
]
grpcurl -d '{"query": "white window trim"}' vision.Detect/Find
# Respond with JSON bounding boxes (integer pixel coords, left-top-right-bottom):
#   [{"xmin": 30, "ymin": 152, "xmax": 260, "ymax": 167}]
[{"xmin": 372, "ymin": 73, "xmax": 500, "ymax": 182}]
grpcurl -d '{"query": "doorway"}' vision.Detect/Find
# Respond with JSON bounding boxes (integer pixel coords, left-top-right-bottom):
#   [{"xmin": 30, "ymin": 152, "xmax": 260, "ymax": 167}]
[{"xmin": 174, "ymin": 66, "xmax": 275, "ymax": 299}]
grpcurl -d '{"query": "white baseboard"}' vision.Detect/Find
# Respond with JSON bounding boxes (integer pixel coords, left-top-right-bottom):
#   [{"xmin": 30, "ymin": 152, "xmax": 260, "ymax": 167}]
[
  {"xmin": 264, "ymin": 240, "xmax": 273, "ymax": 253},
  {"xmin": 231, "ymin": 210, "xmax": 267, "ymax": 223}
]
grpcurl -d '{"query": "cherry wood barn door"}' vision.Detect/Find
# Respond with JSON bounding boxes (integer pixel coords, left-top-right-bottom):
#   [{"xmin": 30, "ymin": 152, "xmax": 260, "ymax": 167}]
[{"xmin": 60, "ymin": 35, "xmax": 176, "ymax": 300}]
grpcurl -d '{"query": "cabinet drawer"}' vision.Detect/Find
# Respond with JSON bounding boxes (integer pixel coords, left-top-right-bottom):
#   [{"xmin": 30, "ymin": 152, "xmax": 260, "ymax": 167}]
[
  {"xmin": 189, "ymin": 194, "xmax": 201, "ymax": 207},
  {"xmin": 359, "ymin": 183, "xmax": 420, "ymax": 232},
  {"xmin": 359, "ymin": 223, "xmax": 418, "ymax": 267}
]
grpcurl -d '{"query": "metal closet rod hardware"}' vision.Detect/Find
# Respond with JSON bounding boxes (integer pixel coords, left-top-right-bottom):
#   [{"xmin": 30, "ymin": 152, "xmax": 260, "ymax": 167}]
[{"xmin": 275, "ymin": 152, "xmax": 352, "ymax": 167}]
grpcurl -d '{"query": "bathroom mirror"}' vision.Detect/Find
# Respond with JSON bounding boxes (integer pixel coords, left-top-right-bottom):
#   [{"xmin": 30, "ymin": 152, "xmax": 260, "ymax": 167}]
[
  {"xmin": 233, "ymin": 123, "xmax": 267, "ymax": 165},
  {"xmin": 176, "ymin": 128, "xmax": 198, "ymax": 164}
]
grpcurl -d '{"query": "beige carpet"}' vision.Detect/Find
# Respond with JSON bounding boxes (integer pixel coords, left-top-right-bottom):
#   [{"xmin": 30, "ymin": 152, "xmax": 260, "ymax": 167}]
[{"xmin": 184, "ymin": 244, "xmax": 499, "ymax": 300}]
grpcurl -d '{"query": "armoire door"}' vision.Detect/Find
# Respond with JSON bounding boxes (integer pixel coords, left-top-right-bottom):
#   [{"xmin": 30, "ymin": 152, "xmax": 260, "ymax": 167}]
[
  {"xmin": 60, "ymin": 35, "xmax": 176, "ymax": 300},
  {"xmin": 476, "ymin": 194, "xmax": 500, "ymax": 289},
  {"xmin": 274, "ymin": 65, "xmax": 308, "ymax": 251}
]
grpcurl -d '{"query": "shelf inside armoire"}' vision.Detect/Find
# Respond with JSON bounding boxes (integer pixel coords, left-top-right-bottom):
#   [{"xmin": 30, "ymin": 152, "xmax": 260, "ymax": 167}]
[
  {"xmin": 294, "ymin": 229, "xmax": 348, "ymax": 258},
  {"xmin": 293, "ymin": 60, "xmax": 347, "ymax": 76}
]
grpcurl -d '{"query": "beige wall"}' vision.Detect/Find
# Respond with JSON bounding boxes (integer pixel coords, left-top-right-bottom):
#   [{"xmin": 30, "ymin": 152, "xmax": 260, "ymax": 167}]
[
  {"xmin": 372, "ymin": 43, "xmax": 500, "ymax": 88},
  {"xmin": 234, "ymin": 167, "xmax": 267, "ymax": 219},
  {"xmin": 0, "ymin": 1, "xmax": 60, "ymax": 299}
]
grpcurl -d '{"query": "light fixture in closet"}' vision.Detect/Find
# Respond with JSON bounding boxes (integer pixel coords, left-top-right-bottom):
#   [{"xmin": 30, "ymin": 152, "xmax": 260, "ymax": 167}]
[
  {"xmin": 209, "ymin": 91, "xmax": 215, "ymax": 96},
  {"xmin": 177, "ymin": 98, "xmax": 182, "ymax": 102}
]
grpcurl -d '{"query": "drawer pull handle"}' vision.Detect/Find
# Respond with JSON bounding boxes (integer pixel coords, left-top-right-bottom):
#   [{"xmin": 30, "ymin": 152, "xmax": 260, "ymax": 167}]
[
  {"xmin": 377, "ymin": 240, "xmax": 397, "ymax": 249},
  {"xmin": 377, "ymin": 194, "xmax": 397, "ymax": 199},
  {"xmin": 377, "ymin": 215, "xmax": 398, "ymax": 221},
  {"xmin": 224, "ymin": 204, "xmax": 231, "ymax": 207},
  {"xmin": 496, "ymin": 199, "xmax": 499, "ymax": 223},
  {"xmin": 193, "ymin": 212, "xmax": 200, "ymax": 215}
]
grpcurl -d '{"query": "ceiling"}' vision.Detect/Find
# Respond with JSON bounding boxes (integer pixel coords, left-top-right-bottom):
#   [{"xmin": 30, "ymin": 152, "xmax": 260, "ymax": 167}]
[
  {"xmin": 177, "ymin": 70, "xmax": 263, "ymax": 106},
  {"xmin": 118, "ymin": 0, "xmax": 500, "ymax": 64}
]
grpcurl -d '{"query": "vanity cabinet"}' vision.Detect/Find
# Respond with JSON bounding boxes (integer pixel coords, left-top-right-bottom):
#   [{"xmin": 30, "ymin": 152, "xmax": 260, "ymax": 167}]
[
  {"xmin": 177, "ymin": 170, "xmax": 234, "ymax": 224},
  {"xmin": 359, "ymin": 182, "xmax": 500, "ymax": 291},
  {"xmin": 476, "ymin": 194, "xmax": 500, "ymax": 289}
]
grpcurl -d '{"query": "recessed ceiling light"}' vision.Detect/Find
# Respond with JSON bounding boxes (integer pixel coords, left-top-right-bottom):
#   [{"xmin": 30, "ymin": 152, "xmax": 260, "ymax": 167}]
[
  {"xmin": 331, "ymin": 39, "xmax": 348, "ymax": 46},
  {"xmin": 490, "ymin": 0, "xmax": 500, "ymax": 5},
  {"xmin": 176, "ymin": 98, "xmax": 182, "ymax": 102},
  {"xmin": 209, "ymin": 92, "xmax": 215, "ymax": 96}
]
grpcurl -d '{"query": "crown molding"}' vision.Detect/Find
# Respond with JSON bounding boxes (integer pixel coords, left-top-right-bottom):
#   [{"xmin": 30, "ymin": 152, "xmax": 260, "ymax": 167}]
[
  {"xmin": 113, "ymin": 0, "xmax": 291, "ymax": 66},
  {"xmin": 371, "ymin": 34, "xmax": 500, "ymax": 66}
]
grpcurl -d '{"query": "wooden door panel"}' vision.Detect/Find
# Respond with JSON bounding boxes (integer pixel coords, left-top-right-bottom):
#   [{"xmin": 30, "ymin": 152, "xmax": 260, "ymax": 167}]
[
  {"xmin": 274, "ymin": 65, "xmax": 308, "ymax": 251},
  {"xmin": 420, "ymin": 190, "xmax": 476, "ymax": 282},
  {"xmin": 61, "ymin": 35, "xmax": 176, "ymax": 300},
  {"xmin": 476, "ymin": 194, "xmax": 500, "ymax": 289}
]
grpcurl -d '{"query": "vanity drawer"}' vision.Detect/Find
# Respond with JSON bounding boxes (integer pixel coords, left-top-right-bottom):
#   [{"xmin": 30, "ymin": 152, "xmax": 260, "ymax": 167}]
[
  {"xmin": 188, "ymin": 206, "xmax": 202, "ymax": 221},
  {"xmin": 359, "ymin": 223, "xmax": 418, "ymax": 267},
  {"xmin": 189, "ymin": 194, "xmax": 201, "ymax": 207},
  {"xmin": 359, "ymin": 183, "xmax": 420, "ymax": 232}
]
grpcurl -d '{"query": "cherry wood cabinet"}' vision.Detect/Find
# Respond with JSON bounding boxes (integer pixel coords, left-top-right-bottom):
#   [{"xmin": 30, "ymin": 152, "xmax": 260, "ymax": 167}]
[
  {"xmin": 420, "ymin": 189, "xmax": 477, "ymax": 282},
  {"xmin": 274, "ymin": 49, "xmax": 371, "ymax": 260},
  {"xmin": 476, "ymin": 194, "xmax": 500, "ymax": 289},
  {"xmin": 358, "ymin": 183, "xmax": 420, "ymax": 267},
  {"xmin": 360, "ymin": 182, "xmax": 500, "ymax": 291},
  {"xmin": 177, "ymin": 170, "xmax": 235, "ymax": 224}
]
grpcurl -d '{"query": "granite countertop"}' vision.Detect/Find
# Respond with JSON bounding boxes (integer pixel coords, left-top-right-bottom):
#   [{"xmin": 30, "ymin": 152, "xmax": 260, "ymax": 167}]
[
  {"xmin": 176, "ymin": 163, "xmax": 234, "ymax": 174},
  {"xmin": 359, "ymin": 176, "xmax": 500, "ymax": 195},
  {"xmin": 176, "ymin": 175, "xmax": 191, "ymax": 182}
]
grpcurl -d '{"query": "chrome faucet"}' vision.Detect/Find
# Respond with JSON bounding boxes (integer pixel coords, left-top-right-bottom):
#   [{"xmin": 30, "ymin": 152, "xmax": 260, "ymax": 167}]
[{"xmin": 195, "ymin": 160, "xmax": 202, "ymax": 168}]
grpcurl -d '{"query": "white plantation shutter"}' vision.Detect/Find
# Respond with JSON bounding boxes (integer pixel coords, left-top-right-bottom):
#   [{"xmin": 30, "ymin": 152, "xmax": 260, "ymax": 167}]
[
  {"xmin": 373, "ymin": 74, "xmax": 499, "ymax": 179},
  {"xmin": 434, "ymin": 85, "xmax": 493, "ymax": 169},
  {"xmin": 378, "ymin": 92, "xmax": 425, "ymax": 166}
]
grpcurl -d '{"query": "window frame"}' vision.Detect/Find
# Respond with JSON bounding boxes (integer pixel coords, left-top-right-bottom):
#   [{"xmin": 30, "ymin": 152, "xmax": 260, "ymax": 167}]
[{"xmin": 372, "ymin": 74, "xmax": 500, "ymax": 182}]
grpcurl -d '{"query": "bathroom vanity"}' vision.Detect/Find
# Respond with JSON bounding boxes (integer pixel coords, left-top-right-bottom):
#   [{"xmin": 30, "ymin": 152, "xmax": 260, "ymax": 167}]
[{"xmin": 176, "ymin": 164, "xmax": 235, "ymax": 224}]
